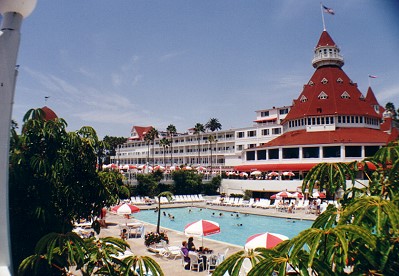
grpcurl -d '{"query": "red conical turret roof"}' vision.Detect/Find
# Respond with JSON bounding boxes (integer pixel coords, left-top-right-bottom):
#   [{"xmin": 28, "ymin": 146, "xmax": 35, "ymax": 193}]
[
  {"xmin": 316, "ymin": 31, "xmax": 336, "ymax": 47},
  {"xmin": 365, "ymin": 86, "xmax": 379, "ymax": 106}
]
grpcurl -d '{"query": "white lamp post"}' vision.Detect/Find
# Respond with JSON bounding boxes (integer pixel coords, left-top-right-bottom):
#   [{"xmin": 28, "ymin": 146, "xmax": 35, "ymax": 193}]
[{"xmin": 0, "ymin": 0, "xmax": 36, "ymax": 274}]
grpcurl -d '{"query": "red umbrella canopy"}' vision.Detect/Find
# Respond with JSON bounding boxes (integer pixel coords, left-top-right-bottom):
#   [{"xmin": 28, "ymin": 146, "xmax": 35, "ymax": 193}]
[
  {"xmin": 312, "ymin": 191, "xmax": 326, "ymax": 198},
  {"xmin": 267, "ymin": 171, "xmax": 279, "ymax": 177},
  {"xmin": 282, "ymin": 171, "xmax": 295, "ymax": 176},
  {"xmin": 245, "ymin": 232, "xmax": 289, "ymax": 250},
  {"xmin": 111, "ymin": 203, "xmax": 140, "ymax": 215},
  {"xmin": 184, "ymin": 220, "xmax": 220, "ymax": 237},
  {"xmin": 270, "ymin": 191, "xmax": 293, "ymax": 199},
  {"xmin": 292, "ymin": 192, "xmax": 304, "ymax": 198}
]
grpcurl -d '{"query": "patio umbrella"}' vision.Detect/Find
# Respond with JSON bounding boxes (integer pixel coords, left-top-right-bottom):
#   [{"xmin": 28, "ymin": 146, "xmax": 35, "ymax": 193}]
[
  {"xmin": 111, "ymin": 203, "xmax": 140, "ymax": 216},
  {"xmin": 153, "ymin": 165, "xmax": 165, "ymax": 171},
  {"xmin": 245, "ymin": 232, "xmax": 289, "ymax": 251},
  {"xmin": 239, "ymin": 172, "xmax": 248, "ymax": 177},
  {"xmin": 270, "ymin": 191, "xmax": 293, "ymax": 199},
  {"xmin": 250, "ymin": 170, "xmax": 262, "ymax": 176},
  {"xmin": 267, "ymin": 171, "xmax": 279, "ymax": 177},
  {"xmin": 312, "ymin": 191, "xmax": 326, "ymax": 198},
  {"xmin": 291, "ymin": 192, "xmax": 304, "ymax": 199},
  {"xmin": 184, "ymin": 220, "xmax": 220, "ymax": 247},
  {"xmin": 282, "ymin": 171, "xmax": 295, "ymax": 177}
]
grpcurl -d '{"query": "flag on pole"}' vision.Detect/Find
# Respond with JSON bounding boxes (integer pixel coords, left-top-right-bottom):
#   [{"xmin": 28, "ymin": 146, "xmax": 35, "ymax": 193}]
[
  {"xmin": 322, "ymin": 5, "xmax": 335, "ymax": 15},
  {"xmin": 368, "ymin": 75, "xmax": 377, "ymax": 79}
]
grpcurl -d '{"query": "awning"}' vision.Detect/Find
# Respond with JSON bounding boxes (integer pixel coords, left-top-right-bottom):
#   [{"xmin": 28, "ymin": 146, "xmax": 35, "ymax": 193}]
[
  {"xmin": 234, "ymin": 163, "xmax": 319, "ymax": 172},
  {"xmin": 253, "ymin": 118, "xmax": 277, "ymax": 123}
]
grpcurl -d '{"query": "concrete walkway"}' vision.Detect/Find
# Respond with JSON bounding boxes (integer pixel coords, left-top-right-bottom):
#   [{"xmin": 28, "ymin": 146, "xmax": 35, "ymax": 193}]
[{"xmin": 98, "ymin": 199, "xmax": 317, "ymax": 275}]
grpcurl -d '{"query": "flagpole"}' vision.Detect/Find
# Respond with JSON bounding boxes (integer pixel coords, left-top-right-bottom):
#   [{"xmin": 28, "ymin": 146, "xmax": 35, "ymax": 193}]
[{"xmin": 320, "ymin": 2, "xmax": 326, "ymax": 31}]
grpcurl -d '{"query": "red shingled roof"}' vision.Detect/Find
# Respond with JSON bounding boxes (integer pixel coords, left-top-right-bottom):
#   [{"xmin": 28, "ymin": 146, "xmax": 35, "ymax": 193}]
[
  {"xmin": 283, "ymin": 66, "xmax": 381, "ymax": 122},
  {"xmin": 41, "ymin": 106, "xmax": 58, "ymax": 121},
  {"xmin": 130, "ymin": 126, "xmax": 152, "ymax": 141},
  {"xmin": 259, "ymin": 127, "xmax": 394, "ymax": 148},
  {"xmin": 316, "ymin": 31, "xmax": 336, "ymax": 47}
]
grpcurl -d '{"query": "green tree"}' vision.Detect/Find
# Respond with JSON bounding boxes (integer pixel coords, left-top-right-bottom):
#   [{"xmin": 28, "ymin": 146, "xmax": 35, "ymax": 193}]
[
  {"xmin": 172, "ymin": 170, "xmax": 203, "ymax": 195},
  {"xmin": 205, "ymin": 117, "xmax": 222, "ymax": 132},
  {"xmin": 205, "ymin": 118, "xmax": 221, "ymax": 174},
  {"xmin": 148, "ymin": 127, "xmax": 159, "ymax": 166},
  {"xmin": 207, "ymin": 134, "xmax": 217, "ymax": 175},
  {"xmin": 9, "ymin": 108, "xmax": 126, "ymax": 271},
  {"xmin": 102, "ymin": 135, "xmax": 127, "ymax": 164},
  {"xmin": 159, "ymin": 137, "xmax": 170, "ymax": 166},
  {"xmin": 135, "ymin": 173, "xmax": 158, "ymax": 197},
  {"xmin": 385, "ymin": 102, "xmax": 397, "ymax": 120},
  {"xmin": 193, "ymin": 123, "xmax": 205, "ymax": 166},
  {"xmin": 144, "ymin": 132, "xmax": 152, "ymax": 167},
  {"xmin": 166, "ymin": 124, "xmax": 177, "ymax": 166}
]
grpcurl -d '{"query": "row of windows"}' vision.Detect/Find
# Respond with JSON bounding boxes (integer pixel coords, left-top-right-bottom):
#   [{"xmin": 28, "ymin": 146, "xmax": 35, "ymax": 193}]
[
  {"xmin": 288, "ymin": 115, "xmax": 380, "ymax": 129},
  {"xmin": 246, "ymin": 146, "xmax": 380, "ymax": 161},
  {"xmin": 288, "ymin": 116, "xmax": 335, "ymax": 128},
  {"xmin": 237, "ymin": 128, "xmax": 281, "ymax": 138}
]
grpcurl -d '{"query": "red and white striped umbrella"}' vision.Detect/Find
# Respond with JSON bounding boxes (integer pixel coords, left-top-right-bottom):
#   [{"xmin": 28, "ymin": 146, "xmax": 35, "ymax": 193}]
[
  {"xmin": 282, "ymin": 171, "xmax": 295, "ymax": 177},
  {"xmin": 245, "ymin": 232, "xmax": 289, "ymax": 250},
  {"xmin": 312, "ymin": 191, "xmax": 326, "ymax": 198},
  {"xmin": 270, "ymin": 191, "xmax": 293, "ymax": 199},
  {"xmin": 184, "ymin": 220, "xmax": 220, "ymax": 237},
  {"xmin": 291, "ymin": 192, "xmax": 304, "ymax": 199},
  {"xmin": 111, "ymin": 203, "xmax": 140, "ymax": 215},
  {"xmin": 267, "ymin": 171, "xmax": 279, "ymax": 177}
]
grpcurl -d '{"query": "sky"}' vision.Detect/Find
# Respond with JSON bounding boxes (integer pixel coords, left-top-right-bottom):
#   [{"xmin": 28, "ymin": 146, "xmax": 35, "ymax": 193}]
[{"xmin": 10, "ymin": 0, "xmax": 399, "ymax": 139}]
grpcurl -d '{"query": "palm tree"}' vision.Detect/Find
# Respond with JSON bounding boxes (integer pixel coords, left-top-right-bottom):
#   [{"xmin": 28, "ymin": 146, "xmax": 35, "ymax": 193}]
[
  {"xmin": 205, "ymin": 117, "xmax": 222, "ymax": 132},
  {"xmin": 19, "ymin": 233, "xmax": 164, "ymax": 275},
  {"xmin": 156, "ymin": 191, "xmax": 173, "ymax": 233},
  {"xmin": 159, "ymin": 138, "xmax": 170, "ymax": 166},
  {"xmin": 205, "ymin": 118, "xmax": 222, "ymax": 175},
  {"xmin": 207, "ymin": 134, "xmax": 217, "ymax": 175},
  {"xmin": 166, "ymin": 124, "xmax": 177, "ymax": 166},
  {"xmin": 144, "ymin": 132, "xmax": 151, "ymax": 167},
  {"xmin": 147, "ymin": 127, "xmax": 159, "ymax": 167},
  {"xmin": 193, "ymin": 123, "xmax": 205, "ymax": 166}
]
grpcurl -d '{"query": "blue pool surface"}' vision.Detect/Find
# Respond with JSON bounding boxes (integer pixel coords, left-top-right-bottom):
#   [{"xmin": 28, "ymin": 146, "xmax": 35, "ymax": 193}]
[{"xmin": 133, "ymin": 207, "xmax": 313, "ymax": 247}]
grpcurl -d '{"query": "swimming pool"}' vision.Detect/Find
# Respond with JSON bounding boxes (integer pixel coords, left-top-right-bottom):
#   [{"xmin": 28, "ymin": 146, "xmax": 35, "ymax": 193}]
[{"xmin": 134, "ymin": 207, "xmax": 313, "ymax": 247}]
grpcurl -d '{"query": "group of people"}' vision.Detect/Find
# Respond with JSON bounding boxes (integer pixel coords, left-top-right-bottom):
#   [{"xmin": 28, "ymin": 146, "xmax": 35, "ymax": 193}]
[{"xmin": 181, "ymin": 237, "xmax": 211, "ymax": 270}]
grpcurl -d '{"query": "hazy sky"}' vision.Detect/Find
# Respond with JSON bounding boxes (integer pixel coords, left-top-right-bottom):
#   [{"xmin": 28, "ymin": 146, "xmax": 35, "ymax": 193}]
[{"xmin": 11, "ymin": 0, "xmax": 399, "ymax": 139}]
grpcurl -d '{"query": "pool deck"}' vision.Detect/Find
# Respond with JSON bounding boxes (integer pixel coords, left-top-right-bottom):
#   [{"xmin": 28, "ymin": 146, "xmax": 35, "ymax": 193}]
[{"xmin": 98, "ymin": 198, "xmax": 317, "ymax": 275}]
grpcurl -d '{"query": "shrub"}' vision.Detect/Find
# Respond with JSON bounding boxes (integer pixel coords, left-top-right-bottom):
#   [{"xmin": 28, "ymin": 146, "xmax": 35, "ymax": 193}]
[{"xmin": 144, "ymin": 231, "xmax": 169, "ymax": 247}]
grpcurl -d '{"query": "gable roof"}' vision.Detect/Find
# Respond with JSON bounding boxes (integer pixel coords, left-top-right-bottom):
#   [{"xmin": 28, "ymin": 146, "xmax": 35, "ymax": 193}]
[{"xmin": 129, "ymin": 126, "xmax": 153, "ymax": 141}]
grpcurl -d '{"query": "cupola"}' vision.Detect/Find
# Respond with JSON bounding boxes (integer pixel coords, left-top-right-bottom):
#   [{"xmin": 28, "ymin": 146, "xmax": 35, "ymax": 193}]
[{"xmin": 312, "ymin": 31, "xmax": 344, "ymax": 69}]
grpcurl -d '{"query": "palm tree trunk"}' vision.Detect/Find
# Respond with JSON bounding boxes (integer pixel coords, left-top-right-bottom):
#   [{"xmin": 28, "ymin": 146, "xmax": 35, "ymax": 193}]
[
  {"xmin": 156, "ymin": 199, "xmax": 161, "ymax": 233},
  {"xmin": 198, "ymin": 136, "xmax": 201, "ymax": 165}
]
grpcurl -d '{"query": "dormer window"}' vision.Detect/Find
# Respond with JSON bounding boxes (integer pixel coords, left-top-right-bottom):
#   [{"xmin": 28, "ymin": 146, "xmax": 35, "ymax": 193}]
[
  {"xmin": 341, "ymin": 91, "xmax": 350, "ymax": 99},
  {"xmin": 359, "ymin": 94, "xmax": 365, "ymax": 101},
  {"xmin": 300, "ymin": 95, "xmax": 308, "ymax": 102},
  {"xmin": 336, "ymin": 78, "xmax": 343, "ymax": 83},
  {"xmin": 321, "ymin": 78, "xmax": 328, "ymax": 84},
  {"xmin": 308, "ymin": 80, "xmax": 314, "ymax": 86},
  {"xmin": 318, "ymin": 91, "xmax": 328, "ymax": 99}
]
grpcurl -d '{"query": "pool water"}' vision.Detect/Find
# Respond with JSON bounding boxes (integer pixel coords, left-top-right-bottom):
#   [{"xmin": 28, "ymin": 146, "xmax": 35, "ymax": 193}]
[{"xmin": 134, "ymin": 207, "xmax": 313, "ymax": 247}]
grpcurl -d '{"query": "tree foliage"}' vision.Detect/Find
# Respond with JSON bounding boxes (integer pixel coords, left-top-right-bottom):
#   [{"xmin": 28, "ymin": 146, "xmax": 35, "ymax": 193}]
[
  {"xmin": 172, "ymin": 169, "xmax": 203, "ymax": 195},
  {"xmin": 9, "ymin": 108, "xmax": 127, "ymax": 272}
]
